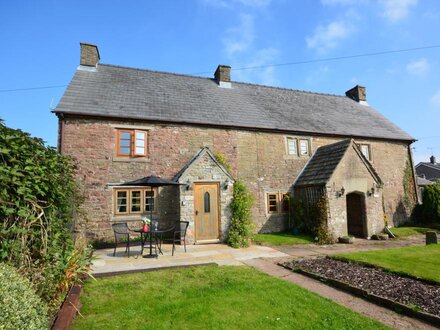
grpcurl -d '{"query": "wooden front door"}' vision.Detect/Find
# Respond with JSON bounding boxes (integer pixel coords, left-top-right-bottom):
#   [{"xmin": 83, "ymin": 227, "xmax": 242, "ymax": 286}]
[{"xmin": 194, "ymin": 183, "xmax": 220, "ymax": 241}]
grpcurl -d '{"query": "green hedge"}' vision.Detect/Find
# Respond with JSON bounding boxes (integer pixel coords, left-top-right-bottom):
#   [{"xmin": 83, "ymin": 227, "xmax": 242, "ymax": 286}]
[
  {"xmin": 0, "ymin": 119, "xmax": 90, "ymax": 317},
  {"xmin": 0, "ymin": 263, "xmax": 48, "ymax": 330},
  {"xmin": 421, "ymin": 184, "xmax": 440, "ymax": 224}
]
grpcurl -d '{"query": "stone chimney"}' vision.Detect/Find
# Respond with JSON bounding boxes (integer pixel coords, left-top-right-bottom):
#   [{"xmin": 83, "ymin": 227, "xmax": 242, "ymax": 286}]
[
  {"xmin": 80, "ymin": 43, "xmax": 100, "ymax": 67},
  {"xmin": 214, "ymin": 65, "xmax": 231, "ymax": 88},
  {"xmin": 345, "ymin": 85, "xmax": 366, "ymax": 103},
  {"xmin": 430, "ymin": 155, "xmax": 436, "ymax": 164}
]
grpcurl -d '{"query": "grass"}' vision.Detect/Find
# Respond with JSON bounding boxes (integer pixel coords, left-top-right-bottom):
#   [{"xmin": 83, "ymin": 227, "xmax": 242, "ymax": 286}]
[
  {"xmin": 253, "ymin": 232, "xmax": 315, "ymax": 246},
  {"xmin": 390, "ymin": 226, "xmax": 439, "ymax": 237},
  {"xmin": 337, "ymin": 244, "xmax": 440, "ymax": 283},
  {"xmin": 73, "ymin": 266, "xmax": 388, "ymax": 330},
  {"xmin": 389, "ymin": 226, "xmax": 439, "ymax": 238}
]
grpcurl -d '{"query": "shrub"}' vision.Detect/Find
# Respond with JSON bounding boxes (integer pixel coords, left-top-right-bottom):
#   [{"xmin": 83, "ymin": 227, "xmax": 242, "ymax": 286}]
[
  {"xmin": 0, "ymin": 263, "xmax": 48, "ymax": 330},
  {"xmin": 227, "ymin": 180, "xmax": 254, "ymax": 248},
  {"xmin": 0, "ymin": 119, "xmax": 90, "ymax": 316},
  {"xmin": 420, "ymin": 184, "xmax": 440, "ymax": 224}
]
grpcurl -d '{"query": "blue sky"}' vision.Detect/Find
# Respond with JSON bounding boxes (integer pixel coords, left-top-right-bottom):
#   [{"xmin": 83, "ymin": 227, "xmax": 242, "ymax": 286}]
[{"xmin": 1, "ymin": 0, "xmax": 439, "ymax": 163}]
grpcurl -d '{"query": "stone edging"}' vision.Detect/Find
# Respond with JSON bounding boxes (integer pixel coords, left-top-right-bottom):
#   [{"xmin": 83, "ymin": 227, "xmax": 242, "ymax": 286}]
[{"xmin": 288, "ymin": 266, "xmax": 440, "ymax": 327}]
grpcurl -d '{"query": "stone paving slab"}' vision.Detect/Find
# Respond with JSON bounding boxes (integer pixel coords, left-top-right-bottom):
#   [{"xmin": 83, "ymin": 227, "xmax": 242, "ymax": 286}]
[{"xmin": 91, "ymin": 243, "xmax": 289, "ymax": 274}]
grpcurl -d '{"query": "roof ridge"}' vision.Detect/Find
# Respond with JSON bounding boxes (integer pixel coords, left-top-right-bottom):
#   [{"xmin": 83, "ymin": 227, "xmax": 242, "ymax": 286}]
[{"xmin": 98, "ymin": 63, "xmax": 346, "ymax": 98}]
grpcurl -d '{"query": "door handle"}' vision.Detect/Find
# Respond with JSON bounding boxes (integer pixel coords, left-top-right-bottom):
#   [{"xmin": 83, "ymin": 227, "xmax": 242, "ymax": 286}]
[{"xmin": 195, "ymin": 210, "xmax": 199, "ymax": 215}]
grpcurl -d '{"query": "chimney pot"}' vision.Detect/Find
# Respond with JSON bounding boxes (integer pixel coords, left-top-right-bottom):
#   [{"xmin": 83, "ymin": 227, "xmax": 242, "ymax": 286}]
[
  {"xmin": 80, "ymin": 42, "xmax": 100, "ymax": 67},
  {"xmin": 214, "ymin": 65, "xmax": 231, "ymax": 88},
  {"xmin": 345, "ymin": 85, "xmax": 366, "ymax": 102},
  {"xmin": 430, "ymin": 155, "xmax": 436, "ymax": 164}
]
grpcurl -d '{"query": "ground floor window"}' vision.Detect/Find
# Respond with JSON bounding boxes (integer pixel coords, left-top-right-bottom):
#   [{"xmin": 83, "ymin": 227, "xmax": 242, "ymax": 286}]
[
  {"xmin": 266, "ymin": 192, "xmax": 289, "ymax": 214},
  {"xmin": 114, "ymin": 188, "xmax": 158, "ymax": 215}
]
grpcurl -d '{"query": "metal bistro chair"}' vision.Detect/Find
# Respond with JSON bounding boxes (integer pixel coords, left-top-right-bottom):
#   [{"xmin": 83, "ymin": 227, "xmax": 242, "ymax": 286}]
[
  {"xmin": 112, "ymin": 222, "xmax": 135, "ymax": 257},
  {"xmin": 169, "ymin": 221, "xmax": 189, "ymax": 256}
]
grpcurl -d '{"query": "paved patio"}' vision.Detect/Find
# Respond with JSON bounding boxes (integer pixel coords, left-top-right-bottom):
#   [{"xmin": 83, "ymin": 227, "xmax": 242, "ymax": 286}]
[
  {"xmin": 92, "ymin": 235, "xmax": 426, "ymax": 275},
  {"xmin": 91, "ymin": 243, "xmax": 288, "ymax": 274}
]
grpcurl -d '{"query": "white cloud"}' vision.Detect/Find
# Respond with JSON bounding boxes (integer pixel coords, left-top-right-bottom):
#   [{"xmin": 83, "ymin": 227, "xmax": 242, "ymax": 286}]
[
  {"xmin": 306, "ymin": 20, "xmax": 353, "ymax": 54},
  {"xmin": 234, "ymin": 48, "xmax": 279, "ymax": 85},
  {"xmin": 222, "ymin": 14, "xmax": 255, "ymax": 57},
  {"xmin": 430, "ymin": 90, "xmax": 440, "ymax": 107},
  {"xmin": 406, "ymin": 58, "xmax": 429, "ymax": 76},
  {"xmin": 379, "ymin": 0, "xmax": 417, "ymax": 23}
]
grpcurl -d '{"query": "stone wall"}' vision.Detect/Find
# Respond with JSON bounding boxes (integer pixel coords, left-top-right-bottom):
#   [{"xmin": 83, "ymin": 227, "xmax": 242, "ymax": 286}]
[
  {"xmin": 59, "ymin": 115, "xmax": 416, "ymax": 241},
  {"xmin": 326, "ymin": 145, "xmax": 384, "ymax": 239}
]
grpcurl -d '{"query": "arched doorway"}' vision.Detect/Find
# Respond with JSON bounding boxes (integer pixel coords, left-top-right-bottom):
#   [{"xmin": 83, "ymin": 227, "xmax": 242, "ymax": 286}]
[{"xmin": 346, "ymin": 192, "xmax": 367, "ymax": 237}]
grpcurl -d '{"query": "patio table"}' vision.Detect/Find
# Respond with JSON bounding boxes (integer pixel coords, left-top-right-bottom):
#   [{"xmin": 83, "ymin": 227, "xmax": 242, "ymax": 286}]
[{"xmin": 134, "ymin": 228, "xmax": 166, "ymax": 258}]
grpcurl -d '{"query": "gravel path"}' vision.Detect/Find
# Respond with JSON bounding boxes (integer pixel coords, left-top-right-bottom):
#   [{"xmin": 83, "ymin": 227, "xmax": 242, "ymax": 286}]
[{"xmin": 284, "ymin": 257, "xmax": 440, "ymax": 317}]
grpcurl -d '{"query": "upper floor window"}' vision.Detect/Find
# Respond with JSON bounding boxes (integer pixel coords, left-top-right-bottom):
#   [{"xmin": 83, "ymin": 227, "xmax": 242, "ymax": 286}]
[
  {"xmin": 299, "ymin": 139, "xmax": 309, "ymax": 156},
  {"xmin": 286, "ymin": 137, "xmax": 311, "ymax": 157},
  {"xmin": 359, "ymin": 144, "xmax": 372, "ymax": 161},
  {"xmin": 287, "ymin": 138, "xmax": 298, "ymax": 155},
  {"xmin": 116, "ymin": 129, "xmax": 148, "ymax": 157}
]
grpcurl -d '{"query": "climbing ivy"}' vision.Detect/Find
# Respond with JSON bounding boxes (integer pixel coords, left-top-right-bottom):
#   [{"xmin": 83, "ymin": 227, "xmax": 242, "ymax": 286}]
[
  {"xmin": 214, "ymin": 150, "xmax": 232, "ymax": 173},
  {"xmin": 402, "ymin": 160, "xmax": 416, "ymax": 212},
  {"xmin": 311, "ymin": 196, "xmax": 333, "ymax": 244}
]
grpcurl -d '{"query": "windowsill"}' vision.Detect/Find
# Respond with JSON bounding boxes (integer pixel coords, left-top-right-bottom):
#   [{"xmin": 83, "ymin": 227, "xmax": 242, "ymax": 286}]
[
  {"xmin": 283, "ymin": 154, "xmax": 310, "ymax": 160},
  {"xmin": 112, "ymin": 156, "xmax": 151, "ymax": 163}
]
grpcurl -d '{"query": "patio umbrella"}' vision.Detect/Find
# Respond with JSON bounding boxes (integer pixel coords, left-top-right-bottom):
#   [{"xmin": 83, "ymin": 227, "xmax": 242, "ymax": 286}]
[{"xmin": 119, "ymin": 175, "xmax": 183, "ymax": 258}]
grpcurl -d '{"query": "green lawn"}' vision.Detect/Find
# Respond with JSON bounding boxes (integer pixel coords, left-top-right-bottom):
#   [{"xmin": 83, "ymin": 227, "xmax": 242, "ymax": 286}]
[
  {"xmin": 337, "ymin": 244, "xmax": 440, "ymax": 283},
  {"xmin": 73, "ymin": 266, "xmax": 388, "ymax": 330},
  {"xmin": 389, "ymin": 226, "xmax": 439, "ymax": 238},
  {"xmin": 253, "ymin": 232, "xmax": 315, "ymax": 246}
]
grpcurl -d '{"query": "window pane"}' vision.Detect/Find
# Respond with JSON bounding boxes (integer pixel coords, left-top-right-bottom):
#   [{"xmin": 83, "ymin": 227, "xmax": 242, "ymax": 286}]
[
  {"xmin": 135, "ymin": 131, "xmax": 145, "ymax": 139},
  {"xmin": 120, "ymin": 139, "xmax": 130, "ymax": 147},
  {"xmin": 117, "ymin": 191, "xmax": 127, "ymax": 213},
  {"xmin": 145, "ymin": 190, "xmax": 155, "ymax": 212},
  {"xmin": 204, "ymin": 192, "xmax": 211, "ymax": 213},
  {"xmin": 119, "ymin": 146, "xmax": 130, "ymax": 155},
  {"xmin": 120, "ymin": 132, "xmax": 131, "ymax": 139},
  {"xmin": 287, "ymin": 139, "xmax": 297, "ymax": 155},
  {"xmin": 134, "ymin": 131, "xmax": 147, "ymax": 156},
  {"xmin": 361, "ymin": 145, "xmax": 370, "ymax": 160},
  {"xmin": 131, "ymin": 191, "xmax": 141, "ymax": 212},
  {"xmin": 300, "ymin": 140, "xmax": 309, "ymax": 155},
  {"xmin": 135, "ymin": 146, "xmax": 145, "ymax": 154},
  {"xmin": 268, "ymin": 193, "xmax": 278, "ymax": 213}
]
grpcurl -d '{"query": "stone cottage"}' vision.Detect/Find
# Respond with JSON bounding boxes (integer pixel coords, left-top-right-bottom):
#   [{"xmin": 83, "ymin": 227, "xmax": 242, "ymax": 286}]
[{"xmin": 54, "ymin": 43, "xmax": 418, "ymax": 243}]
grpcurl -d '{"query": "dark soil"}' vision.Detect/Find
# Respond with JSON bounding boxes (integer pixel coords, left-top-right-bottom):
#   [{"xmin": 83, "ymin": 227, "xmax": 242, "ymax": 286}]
[{"xmin": 283, "ymin": 257, "xmax": 440, "ymax": 317}]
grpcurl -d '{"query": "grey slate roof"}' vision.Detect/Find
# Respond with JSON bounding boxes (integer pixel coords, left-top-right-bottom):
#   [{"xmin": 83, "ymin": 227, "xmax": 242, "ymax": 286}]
[
  {"xmin": 54, "ymin": 63, "xmax": 413, "ymax": 141},
  {"xmin": 294, "ymin": 139, "xmax": 382, "ymax": 187}
]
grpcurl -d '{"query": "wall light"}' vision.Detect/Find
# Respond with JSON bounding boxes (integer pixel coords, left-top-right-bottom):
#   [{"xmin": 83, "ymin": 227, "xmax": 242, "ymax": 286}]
[
  {"xmin": 223, "ymin": 178, "xmax": 230, "ymax": 190},
  {"xmin": 185, "ymin": 179, "xmax": 192, "ymax": 191}
]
